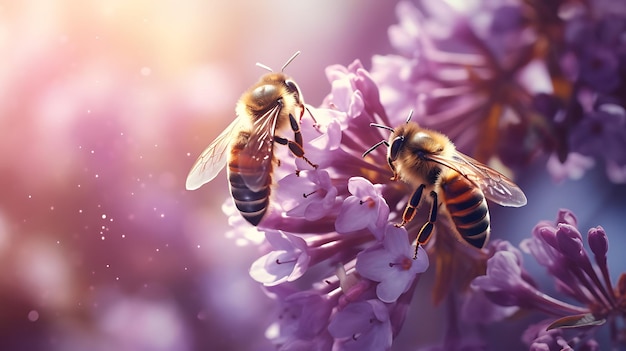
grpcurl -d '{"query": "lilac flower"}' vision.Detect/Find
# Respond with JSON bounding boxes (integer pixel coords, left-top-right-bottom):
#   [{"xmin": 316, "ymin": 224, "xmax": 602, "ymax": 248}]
[
  {"xmin": 569, "ymin": 104, "xmax": 626, "ymax": 171},
  {"xmin": 219, "ymin": 59, "xmax": 433, "ymax": 350},
  {"xmin": 328, "ymin": 300, "xmax": 393, "ymax": 351},
  {"xmin": 276, "ymin": 169, "xmax": 340, "ymax": 221},
  {"xmin": 372, "ymin": 0, "xmax": 626, "ymax": 183},
  {"xmin": 463, "ymin": 241, "xmax": 526, "ymax": 324},
  {"xmin": 371, "ymin": 0, "xmax": 552, "ymax": 164},
  {"xmin": 540, "ymin": 3, "xmax": 626, "ymax": 182},
  {"xmin": 356, "ymin": 224, "xmax": 428, "ymax": 303},
  {"xmin": 249, "ymin": 230, "xmax": 311, "ymax": 286},
  {"xmin": 264, "ymin": 286, "xmax": 334, "ymax": 350},
  {"xmin": 472, "ymin": 250, "xmax": 581, "ymax": 314},
  {"xmin": 335, "ymin": 177, "xmax": 389, "ymax": 238},
  {"xmin": 220, "ymin": 51, "xmax": 532, "ymax": 350},
  {"xmin": 522, "ymin": 320, "xmax": 600, "ymax": 351},
  {"xmin": 472, "ymin": 209, "xmax": 626, "ymax": 349},
  {"xmin": 210, "ymin": 2, "xmax": 626, "ymax": 349},
  {"xmin": 546, "ymin": 152, "xmax": 595, "ymax": 183}
]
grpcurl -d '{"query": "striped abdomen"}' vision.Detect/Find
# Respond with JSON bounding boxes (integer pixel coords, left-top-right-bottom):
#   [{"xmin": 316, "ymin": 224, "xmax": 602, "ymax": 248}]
[
  {"xmin": 440, "ymin": 174, "xmax": 490, "ymax": 249},
  {"xmin": 227, "ymin": 136, "xmax": 272, "ymax": 226}
]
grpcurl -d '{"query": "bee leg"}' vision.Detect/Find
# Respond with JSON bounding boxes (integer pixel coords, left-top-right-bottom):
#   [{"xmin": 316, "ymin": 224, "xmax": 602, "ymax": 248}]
[
  {"xmin": 288, "ymin": 113, "xmax": 304, "ymax": 148},
  {"xmin": 274, "ymin": 135, "xmax": 319, "ymax": 170},
  {"xmin": 414, "ymin": 191, "xmax": 438, "ymax": 259},
  {"xmin": 396, "ymin": 184, "xmax": 425, "ymax": 228}
]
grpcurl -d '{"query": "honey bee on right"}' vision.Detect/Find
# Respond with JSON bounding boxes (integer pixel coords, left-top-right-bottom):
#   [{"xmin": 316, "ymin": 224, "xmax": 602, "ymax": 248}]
[{"xmin": 363, "ymin": 111, "xmax": 527, "ymax": 256}]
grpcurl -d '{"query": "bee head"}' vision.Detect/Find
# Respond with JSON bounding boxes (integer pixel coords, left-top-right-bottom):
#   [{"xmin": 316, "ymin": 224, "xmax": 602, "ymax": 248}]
[
  {"xmin": 247, "ymin": 51, "xmax": 303, "ymax": 113},
  {"xmin": 246, "ymin": 73, "xmax": 301, "ymax": 113}
]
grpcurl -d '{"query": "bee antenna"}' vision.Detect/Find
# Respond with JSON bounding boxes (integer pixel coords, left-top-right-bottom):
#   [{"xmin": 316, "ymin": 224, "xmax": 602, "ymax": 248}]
[
  {"xmin": 362, "ymin": 140, "xmax": 389, "ymax": 158},
  {"xmin": 281, "ymin": 51, "xmax": 301, "ymax": 72},
  {"xmin": 369, "ymin": 123, "xmax": 395, "ymax": 132},
  {"xmin": 405, "ymin": 110, "xmax": 414, "ymax": 124},
  {"xmin": 255, "ymin": 62, "xmax": 273, "ymax": 72}
]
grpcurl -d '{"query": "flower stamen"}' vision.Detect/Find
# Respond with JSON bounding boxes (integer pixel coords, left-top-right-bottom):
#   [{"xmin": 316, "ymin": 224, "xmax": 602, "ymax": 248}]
[
  {"xmin": 276, "ymin": 258, "xmax": 297, "ymax": 265},
  {"xmin": 359, "ymin": 197, "xmax": 376, "ymax": 208},
  {"xmin": 303, "ymin": 190, "xmax": 318, "ymax": 198},
  {"xmin": 388, "ymin": 257, "xmax": 413, "ymax": 271}
]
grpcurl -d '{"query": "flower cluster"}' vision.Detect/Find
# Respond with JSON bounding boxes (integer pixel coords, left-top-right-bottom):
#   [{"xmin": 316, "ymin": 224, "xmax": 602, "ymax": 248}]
[
  {"xmin": 471, "ymin": 209, "xmax": 625, "ymax": 350},
  {"xmin": 215, "ymin": 1, "xmax": 626, "ymax": 350},
  {"xmin": 223, "ymin": 61, "xmax": 433, "ymax": 350},
  {"xmin": 225, "ymin": 60, "xmax": 513, "ymax": 351},
  {"xmin": 371, "ymin": 0, "xmax": 626, "ymax": 183}
]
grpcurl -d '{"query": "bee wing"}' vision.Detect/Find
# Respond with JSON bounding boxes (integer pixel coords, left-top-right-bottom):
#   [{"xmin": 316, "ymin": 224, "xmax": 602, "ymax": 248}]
[
  {"xmin": 429, "ymin": 151, "xmax": 527, "ymax": 207},
  {"xmin": 238, "ymin": 104, "xmax": 282, "ymax": 192},
  {"xmin": 185, "ymin": 118, "xmax": 243, "ymax": 190}
]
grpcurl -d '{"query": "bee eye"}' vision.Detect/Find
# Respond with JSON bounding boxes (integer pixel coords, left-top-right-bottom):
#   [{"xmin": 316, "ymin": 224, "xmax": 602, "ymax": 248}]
[
  {"xmin": 284, "ymin": 80, "xmax": 297, "ymax": 92},
  {"xmin": 285, "ymin": 80, "xmax": 302, "ymax": 99},
  {"xmin": 390, "ymin": 136, "xmax": 404, "ymax": 161},
  {"xmin": 252, "ymin": 85, "xmax": 277, "ymax": 101}
]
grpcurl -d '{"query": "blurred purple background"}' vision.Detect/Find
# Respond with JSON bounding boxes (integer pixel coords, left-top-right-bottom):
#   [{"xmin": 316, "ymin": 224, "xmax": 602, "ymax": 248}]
[
  {"xmin": 1, "ymin": 1, "xmax": 624, "ymax": 350},
  {"xmin": 0, "ymin": 1, "xmax": 396, "ymax": 350}
]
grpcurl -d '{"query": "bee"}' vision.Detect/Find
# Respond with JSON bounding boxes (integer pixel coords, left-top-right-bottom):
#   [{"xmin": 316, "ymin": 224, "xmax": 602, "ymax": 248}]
[
  {"xmin": 363, "ymin": 111, "xmax": 527, "ymax": 256},
  {"xmin": 186, "ymin": 52, "xmax": 317, "ymax": 226}
]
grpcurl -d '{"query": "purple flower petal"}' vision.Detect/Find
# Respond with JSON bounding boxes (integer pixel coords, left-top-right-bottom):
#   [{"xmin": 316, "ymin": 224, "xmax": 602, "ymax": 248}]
[
  {"xmin": 587, "ymin": 226, "xmax": 608, "ymax": 260},
  {"xmin": 336, "ymin": 177, "xmax": 389, "ymax": 235},
  {"xmin": 356, "ymin": 225, "xmax": 428, "ymax": 302},
  {"xmin": 249, "ymin": 231, "xmax": 310, "ymax": 286},
  {"xmin": 328, "ymin": 300, "xmax": 392, "ymax": 351},
  {"xmin": 555, "ymin": 224, "xmax": 585, "ymax": 261},
  {"xmin": 472, "ymin": 251, "xmax": 524, "ymax": 292}
]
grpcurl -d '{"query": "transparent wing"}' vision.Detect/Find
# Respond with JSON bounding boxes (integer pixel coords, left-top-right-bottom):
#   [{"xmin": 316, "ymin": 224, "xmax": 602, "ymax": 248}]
[
  {"xmin": 185, "ymin": 118, "xmax": 242, "ymax": 190},
  {"xmin": 238, "ymin": 104, "xmax": 282, "ymax": 192},
  {"xmin": 428, "ymin": 151, "xmax": 527, "ymax": 207}
]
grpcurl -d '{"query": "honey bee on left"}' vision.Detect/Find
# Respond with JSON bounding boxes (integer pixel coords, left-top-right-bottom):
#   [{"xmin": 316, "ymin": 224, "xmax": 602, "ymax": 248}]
[{"xmin": 186, "ymin": 52, "xmax": 317, "ymax": 226}]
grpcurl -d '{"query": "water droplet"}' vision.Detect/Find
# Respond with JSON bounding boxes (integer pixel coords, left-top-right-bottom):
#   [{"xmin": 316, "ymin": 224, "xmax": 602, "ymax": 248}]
[
  {"xmin": 27, "ymin": 310, "xmax": 39, "ymax": 322},
  {"xmin": 101, "ymin": 214, "xmax": 107, "ymax": 219}
]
